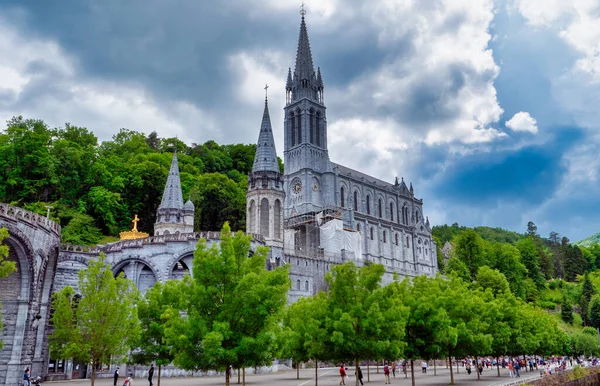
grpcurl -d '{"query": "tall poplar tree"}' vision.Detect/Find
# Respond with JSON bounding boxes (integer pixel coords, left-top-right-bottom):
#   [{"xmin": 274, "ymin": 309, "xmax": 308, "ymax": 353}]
[
  {"xmin": 165, "ymin": 223, "xmax": 290, "ymax": 386},
  {"xmin": 49, "ymin": 255, "xmax": 140, "ymax": 386}
]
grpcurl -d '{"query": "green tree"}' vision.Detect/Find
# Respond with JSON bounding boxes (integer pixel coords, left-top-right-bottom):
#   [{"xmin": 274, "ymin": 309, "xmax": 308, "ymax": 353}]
[
  {"xmin": 445, "ymin": 257, "xmax": 470, "ymax": 282},
  {"xmin": 164, "ymin": 223, "xmax": 290, "ymax": 386},
  {"xmin": 130, "ymin": 281, "xmax": 179, "ymax": 386},
  {"xmin": 61, "ymin": 212, "xmax": 103, "ymax": 245},
  {"xmin": 281, "ymin": 293, "xmax": 329, "ymax": 381},
  {"xmin": 516, "ymin": 237, "xmax": 545, "ymax": 288},
  {"xmin": 565, "ymin": 245, "xmax": 587, "ymax": 281},
  {"xmin": 0, "ymin": 228, "xmax": 17, "ymax": 350},
  {"xmin": 324, "ymin": 262, "xmax": 408, "ymax": 386},
  {"xmin": 400, "ymin": 276, "xmax": 455, "ymax": 385},
  {"xmin": 580, "ymin": 273, "xmax": 595, "ymax": 326},
  {"xmin": 475, "ymin": 266, "xmax": 510, "ymax": 296},
  {"xmin": 588, "ymin": 294, "xmax": 600, "ymax": 331},
  {"xmin": 487, "ymin": 243, "xmax": 527, "ymax": 298},
  {"xmin": 452, "ymin": 229, "xmax": 487, "ymax": 279},
  {"xmin": 561, "ymin": 299, "xmax": 574, "ymax": 324},
  {"xmin": 49, "ymin": 255, "xmax": 140, "ymax": 386}
]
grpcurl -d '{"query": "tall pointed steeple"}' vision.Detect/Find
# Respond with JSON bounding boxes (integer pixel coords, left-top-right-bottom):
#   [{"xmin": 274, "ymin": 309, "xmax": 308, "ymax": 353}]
[
  {"xmin": 290, "ymin": 13, "xmax": 319, "ymax": 103},
  {"xmin": 252, "ymin": 95, "xmax": 280, "ymax": 173},
  {"xmin": 159, "ymin": 152, "xmax": 184, "ymax": 210},
  {"xmin": 154, "ymin": 151, "xmax": 194, "ymax": 236}
]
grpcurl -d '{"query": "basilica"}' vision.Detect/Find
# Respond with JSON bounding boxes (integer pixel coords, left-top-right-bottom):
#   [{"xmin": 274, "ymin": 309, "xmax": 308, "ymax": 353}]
[{"xmin": 0, "ymin": 13, "xmax": 436, "ymax": 384}]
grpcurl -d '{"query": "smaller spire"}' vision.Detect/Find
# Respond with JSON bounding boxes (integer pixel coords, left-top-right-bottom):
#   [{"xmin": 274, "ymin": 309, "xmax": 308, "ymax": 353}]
[
  {"xmin": 426, "ymin": 216, "xmax": 430, "ymax": 227},
  {"xmin": 159, "ymin": 152, "xmax": 184, "ymax": 210},
  {"xmin": 317, "ymin": 67, "xmax": 323, "ymax": 89},
  {"xmin": 286, "ymin": 68, "xmax": 293, "ymax": 90},
  {"xmin": 409, "ymin": 182, "xmax": 414, "ymax": 195},
  {"xmin": 394, "ymin": 176, "xmax": 399, "ymax": 186},
  {"xmin": 252, "ymin": 96, "xmax": 280, "ymax": 173}
]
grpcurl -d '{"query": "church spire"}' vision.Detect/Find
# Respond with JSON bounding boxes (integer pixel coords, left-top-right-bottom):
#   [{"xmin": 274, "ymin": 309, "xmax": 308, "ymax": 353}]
[
  {"xmin": 290, "ymin": 11, "xmax": 319, "ymax": 103},
  {"xmin": 252, "ymin": 88, "xmax": 280, "ymax": 173},
  {"xmin": 159, "ymin": 152, "xmax": 184, "ymax": 210}
]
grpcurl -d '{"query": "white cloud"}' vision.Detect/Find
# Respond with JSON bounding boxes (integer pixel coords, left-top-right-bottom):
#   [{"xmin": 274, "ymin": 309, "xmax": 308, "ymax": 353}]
[
  {"xmin": 0, "ymin": 16, "xmax": 219, "ymax": 144},
  {"xmin": 515, "ymin": 0, "xmax": 600, "ymax": 80},
  {"xmin": 505, "ymin": 111, "xmax": 539, "ymax": 133}
]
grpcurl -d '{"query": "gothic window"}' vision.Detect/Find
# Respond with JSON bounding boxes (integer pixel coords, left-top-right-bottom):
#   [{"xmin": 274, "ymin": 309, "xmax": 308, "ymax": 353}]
[
  {"xmin": 309, "ymin": 109, "xmax": 314, "ymax": 144},
  {"xmin": 357, "ymin": 223, "xmax": 361, "ymax": 232},
  {"xmin": 353, "ymin": 191, "xmax": 358, "ymax": 211},
  {"xmin": 274, "ymin": 199, "xmax": 281, "ymax": 240},
  {"xmin": 248, "ymin": 200, "xmax": 255, "ymax": 234},
  {"xmin": 316, "ymin": 112, "xmax": 321, "ymax": 147},
  {"xmin": 416, "ymin": 209, "xmax": 420, "ymax": 223},
  {"xmin": 406, "ymin": 236, "xmax": 410, "ymax": 248},
  {"xmin": 395, "ymin": 233, "xmax": 399, "ymax": 246},
  {"xmin": 305, "ymin": 281, "xmax": 309, "ymax": 291},
  {"xmin": 340, "ymin": 186, "xmax": 345, "ymax": 208},
  {"xmin": 366, "ymin": 195, "xmax": 371, "ymax": 215},
  {"xmin": 297, "ymin": 280, "xmax": 300, "ymax": 290},
  {"xmin": 296, "ymin": 109, "xmax": 302, "ymax": 144},
  {"xmin": 260, "ymin": 198, "xmax": 270, "ymax": 238},
  {"xmin": 290, "ymin": 112, "xmax": 296, "ymax": 147},
  {"xmin": 390, "ymin": 202, "xmax": 394, "ymax": 222},
  {"xmin": 378, "ymin": 198, "xmax": 383, "ymax": 218},
  {"xmin": 383, "ymin": 231, "xmax": 387, "ymax": 243},
  {"xmin": 370, "ymin": 227, "xmax": 374, "ymax": 240}
]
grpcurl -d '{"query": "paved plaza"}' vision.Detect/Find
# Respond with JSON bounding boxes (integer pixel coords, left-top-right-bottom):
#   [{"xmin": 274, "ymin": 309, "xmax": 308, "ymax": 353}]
[{"xmin": 44, "ymin": 366, "xmax": 542, "ymax": 386}]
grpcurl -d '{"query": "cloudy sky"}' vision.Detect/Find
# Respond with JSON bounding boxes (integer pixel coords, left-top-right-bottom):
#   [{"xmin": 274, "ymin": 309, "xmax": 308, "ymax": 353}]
[{"xmin": 1, "ymin": 0, "xmax": 599, "ymax": 240}]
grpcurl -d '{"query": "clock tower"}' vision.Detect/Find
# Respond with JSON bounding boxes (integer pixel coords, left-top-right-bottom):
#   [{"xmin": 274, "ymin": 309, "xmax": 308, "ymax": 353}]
[{"xmin": 283, "ymin": 12, "xmax": 334, "ymax": 219}]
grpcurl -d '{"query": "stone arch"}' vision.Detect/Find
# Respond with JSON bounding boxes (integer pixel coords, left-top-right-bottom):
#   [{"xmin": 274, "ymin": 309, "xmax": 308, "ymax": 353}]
[
  {"xmin": 113, "ymin": 258, "xmax": 159, "ymax": 295},
  {"xmin": 260, "ymin": 198, "xmax": 270, "ymax": 238},
  {"xmin": 0, "ymin": 223, "xmax": 36, "ymax": 381},
  {"xmin": 170, "ymin": 253, "xmax": 193, "ymax": 280}
]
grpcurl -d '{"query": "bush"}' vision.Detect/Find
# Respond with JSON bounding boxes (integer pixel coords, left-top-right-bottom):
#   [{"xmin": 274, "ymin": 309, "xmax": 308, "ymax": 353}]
[{"xmin": 538, "ymin": 300, "xmax": 557, "ymax": 310}]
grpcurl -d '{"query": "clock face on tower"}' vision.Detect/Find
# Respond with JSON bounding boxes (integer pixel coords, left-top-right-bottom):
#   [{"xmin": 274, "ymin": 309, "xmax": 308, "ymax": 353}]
[{"xmin": 292, "ymin": 179, "xmax": 302, "ymax": 194}]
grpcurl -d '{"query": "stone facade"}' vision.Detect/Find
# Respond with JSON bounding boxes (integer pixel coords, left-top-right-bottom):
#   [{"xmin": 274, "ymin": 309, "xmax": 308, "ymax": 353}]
[{"xmin": 0, "ymin": 204, "xmax": 61, "ymax": 385}]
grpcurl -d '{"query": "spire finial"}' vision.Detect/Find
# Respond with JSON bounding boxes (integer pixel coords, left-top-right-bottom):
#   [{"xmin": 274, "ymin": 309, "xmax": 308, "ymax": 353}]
[
  {"xmin": 300, "ymin": 2, "xmax": 306, "ymax": 17},
  {"xmin": 264, "ymin": 83, "xmax": 269, "ymax": 102}
]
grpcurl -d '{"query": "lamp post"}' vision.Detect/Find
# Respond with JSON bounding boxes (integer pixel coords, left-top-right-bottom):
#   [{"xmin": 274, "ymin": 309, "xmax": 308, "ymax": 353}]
[{"xmin": 45, "ymin": 205, "xmax": 53, "ymax": 219}]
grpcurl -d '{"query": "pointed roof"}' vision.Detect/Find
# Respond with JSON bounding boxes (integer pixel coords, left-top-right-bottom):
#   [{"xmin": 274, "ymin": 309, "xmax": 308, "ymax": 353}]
[
  {"xmin": 159, "ymin": 152, "xmax": 184, "ymax": 210},
  {"xmin": 294, "ymin": 15, "xmax": 316, "ymax": 81},
  {"xmin": 286, "ymin": 68, "xmax": 293, "ymax": 90},
  {"xmin": 252, "ymin": 98, "xmax": 280, "ymax": 173}
]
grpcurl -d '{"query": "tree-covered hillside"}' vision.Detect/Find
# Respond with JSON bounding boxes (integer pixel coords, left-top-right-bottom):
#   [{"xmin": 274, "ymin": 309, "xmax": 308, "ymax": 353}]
[
  {"xmin": 0, "ymin": 116, "xmax": 282, "ymax": 245},
  {"xmin": 576, "ymin": 232, "xmax": 600, "ymax": 247},
  {"xmin": 433, "ymin": 220, "xmax": 600, "ymax": 347}
]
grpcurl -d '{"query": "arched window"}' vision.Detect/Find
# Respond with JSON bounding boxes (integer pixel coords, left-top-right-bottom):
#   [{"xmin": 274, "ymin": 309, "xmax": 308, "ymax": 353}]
[
  {"xmin": 290, "ymin": 112, "xmax": 296, "ymax": 147},
  {"xmin": 370, "ymin": 227, "xmax": 374, "ymax": 240},
  {"xmin": 383, "ymin": 231, "xmax": 387, "ymax": 243},
  {"xmin": 260, "ymin": 198, "xmax": 270, "ymax": 237},
  {"xmin": 406, "ymin": 237, "xmax": 410, "ymax": 248},
  {"xmin": 357, "ymin": 223, "xmax": 361, "ymax": 232},
  {"xmin": 390, "ymin": 202, "xmax": 394, "ymax": 222},
  {"xmin": 366, "ymin": 195, "xmax": 371, "ymax": 215},
  {"xmin": 378, "ymin": 198, "xmax": 383, "ymax": 218},
  {"xmin": 309, "ymin": 109, "xmax": 314, "ymax": 144},
  {"xmin": 316, "ymin": 112, "xmax": 321, "ymax": 147},
  {"xmin": 305, "ymin": 281, "xmax": 309, "ymax": 291},
  {"xmin": 395, "ymin": 233, "xmax": 399, "ymax": 246},
  {"xmin": 248, "ymin": 200, "xmax": 256, "ymax": 233},
  {"xmin": 415, "ymin": 209, "xmax": 420, "ymax": 223},
  {"xmin": 340, "ymin": 186, "xmax": 345, "ymax": 207},
  {"xmin": 297, "ymin": 109, "xmax": 302, "ymax": 144},
  {"xmin": 297, "ymin": 280, "xmax": 301, "ymax": 290},
  {"xmin": 274, "ymin": 199, "xmax": 281, "ymax": 240},
  {"xmin": 353, "ymin": 191, "xmax": 358, "ymax": 211}
]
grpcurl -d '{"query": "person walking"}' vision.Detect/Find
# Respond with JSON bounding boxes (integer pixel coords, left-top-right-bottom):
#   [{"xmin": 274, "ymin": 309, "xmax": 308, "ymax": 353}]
[
  {"xmin": 356, "ymin": 366, "xmax": 364, "ymax": 386},
  {"xmin": 23, "ymin": 367, "xmax": 31, "ymax": 386},
  {"xmin": 148, "ymin": 364, "xmax": 154, "ymax": 386},
  {"xmin": 384, "ymin": 363, "xmax": 391, "ymax": 384},
  {"xmin": 114, "ymin": 367, "xmax": 120, "ymax": 386},
  {"xmin": 391, "ymin": 362, "xmax": 396, "ymax": 378},
  {"xmin": 339, "ymin": 364, "xmax": 347, "ymax": 385},
  {"xmin": 508, "ymin": 362, "xmax": 514, "ymax": 378}
]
